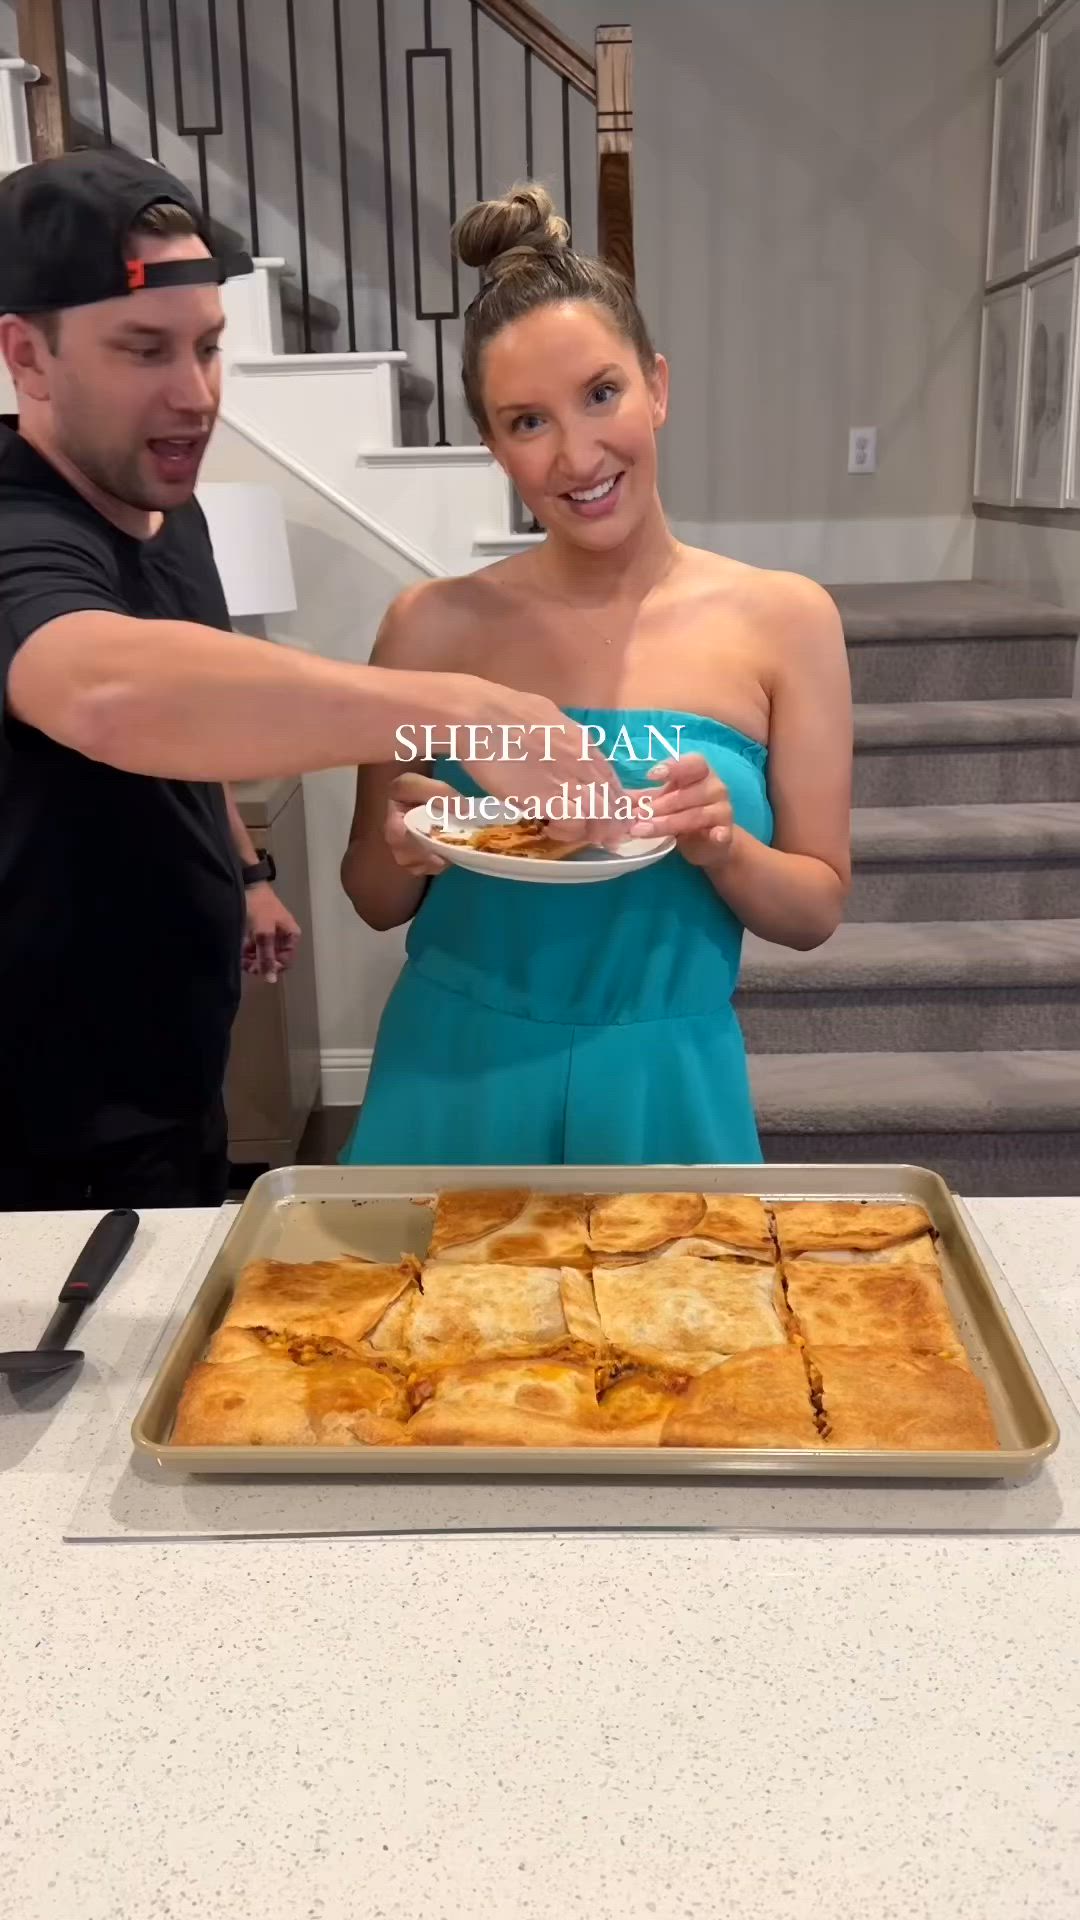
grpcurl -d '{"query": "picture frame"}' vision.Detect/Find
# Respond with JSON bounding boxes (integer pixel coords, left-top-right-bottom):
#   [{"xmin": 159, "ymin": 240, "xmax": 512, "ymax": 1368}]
[
  {"xmin": 997, "ymin": 0, "xmax": 1039, "ymax": 56},
  {"xmin": 987, "ymin": 39, "xmax": 1039, "ymax": 282},
  {"xmin": 974, "ymin": 286, "xmax": 1026, "ymax": 505},
  {"xmin": 1016, "ymin": 259, "xmax": 1077, "ymax": 504},
  {"xmin": 1061, "ymin": 278, "xmax": 1080, "ymax": 502},
  {"xmin": 1031, "ymin": 0, "xmax": 1080, "ymax": 264}
]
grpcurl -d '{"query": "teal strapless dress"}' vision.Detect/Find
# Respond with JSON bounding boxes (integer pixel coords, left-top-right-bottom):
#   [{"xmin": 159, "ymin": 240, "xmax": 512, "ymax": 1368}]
[{"xmin": 341, "ymin": 709, "xmax": 773, "ymax": 1166}]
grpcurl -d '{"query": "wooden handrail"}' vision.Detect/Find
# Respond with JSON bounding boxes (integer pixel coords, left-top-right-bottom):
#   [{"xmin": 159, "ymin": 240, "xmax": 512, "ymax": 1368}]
[
  {"xmin": 472, "ymin": 6, "xmax": 635, "ymax": 287},
  {"xmin": 16, "ymin": 0, "xmax": 69, "ymax": 159},
  {"xmin": 471, "ymin": 0, "xmax": 596, "ymax": 100}
]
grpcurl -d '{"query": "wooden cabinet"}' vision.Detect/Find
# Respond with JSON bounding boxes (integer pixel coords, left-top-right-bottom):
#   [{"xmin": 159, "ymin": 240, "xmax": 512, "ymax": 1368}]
[{"xmin": 224, "ymin": 775, "xmax": 320, "ymax": 1169}]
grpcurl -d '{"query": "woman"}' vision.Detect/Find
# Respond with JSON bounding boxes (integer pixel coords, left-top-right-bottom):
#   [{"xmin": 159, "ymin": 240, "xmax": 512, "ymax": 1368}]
[{"xmin": 340, "ymin": 184, "xmax": 851, "ymax": 1165}]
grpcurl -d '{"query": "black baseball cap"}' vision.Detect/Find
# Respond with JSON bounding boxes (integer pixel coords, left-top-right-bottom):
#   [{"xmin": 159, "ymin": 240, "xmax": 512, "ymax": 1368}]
[{"xmin": 0, "ymin": 147, "xmax": 252, "ymax": 315}]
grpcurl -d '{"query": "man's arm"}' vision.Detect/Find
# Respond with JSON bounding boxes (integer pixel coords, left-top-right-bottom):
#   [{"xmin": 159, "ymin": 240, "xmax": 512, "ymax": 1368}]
[
  {"xmin": 5, "ymin": 601, "xmax": 630, "ymax": 832},
  {"xmin": 6, "ymin": 608, "xmax": 489, "ymax": 780}
]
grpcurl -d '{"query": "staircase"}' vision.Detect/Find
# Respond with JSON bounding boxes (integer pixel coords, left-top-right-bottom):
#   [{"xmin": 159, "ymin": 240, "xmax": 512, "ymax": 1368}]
[{"xmin": 736, "ymin": 582, "xmax": 1080, "ymax": 1197}]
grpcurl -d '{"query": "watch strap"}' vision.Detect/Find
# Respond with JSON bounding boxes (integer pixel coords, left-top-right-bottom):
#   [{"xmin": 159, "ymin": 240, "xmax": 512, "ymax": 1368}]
[{"xmin": 241, "ymin": 850, "xmax": 276, "ymax": 887}]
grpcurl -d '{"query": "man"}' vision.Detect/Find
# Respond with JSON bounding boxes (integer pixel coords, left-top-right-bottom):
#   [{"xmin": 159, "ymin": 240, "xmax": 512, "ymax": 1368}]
[{"xmin": 0, "ymin": 149, "xmax": 622, "ymax": 1210}]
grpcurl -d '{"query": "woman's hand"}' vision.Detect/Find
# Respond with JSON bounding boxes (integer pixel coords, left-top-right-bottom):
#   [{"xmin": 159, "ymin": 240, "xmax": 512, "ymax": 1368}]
[
  {"xmin": 630, "ymin": 753, "xmax": 734, "ymax": 867},
  {"xmin": 384, "ymin": 771, "xmax": 457, "ymax": 876}
]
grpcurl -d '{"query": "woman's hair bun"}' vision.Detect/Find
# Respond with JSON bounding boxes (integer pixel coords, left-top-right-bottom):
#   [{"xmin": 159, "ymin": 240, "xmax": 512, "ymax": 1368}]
[{"xmin": 453, "ymin": 181, "xmax": 571, "ymax": 273}]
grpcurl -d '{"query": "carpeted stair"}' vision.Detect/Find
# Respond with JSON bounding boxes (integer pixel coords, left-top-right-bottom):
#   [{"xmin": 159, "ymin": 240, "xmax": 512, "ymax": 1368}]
[
  {"xmin": 735, "ymin": 581, "xmax": 1080, "ymax": 1196},
  {"xmin": 853, "ymin": 698, "xmax": 1080, "ymax": 803}
]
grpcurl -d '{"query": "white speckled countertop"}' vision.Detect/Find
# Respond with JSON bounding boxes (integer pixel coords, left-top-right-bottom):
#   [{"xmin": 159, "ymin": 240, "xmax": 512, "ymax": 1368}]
[{"xmin": 1, "ymin": 1199, "xmax": 1079, "ymax": 1920}]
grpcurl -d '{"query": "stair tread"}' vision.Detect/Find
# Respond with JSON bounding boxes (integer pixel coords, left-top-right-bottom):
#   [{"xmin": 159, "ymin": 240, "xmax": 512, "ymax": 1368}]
[
  {"xmin": 278, "ymin": 278, "xmax": 340, "ymax": 331},
  {"xmin": 740, "ymin": 919, "xmax": 1080, "ymax": 989},
  {"xmin": 851, "ymin": 801, "xmax": 1080, "ymax": 859},
  {"xmin": 828, "ymin": 579, "xmax": 1079, "ymax": 641},
  {"xmin": 473, "ymin": 529, "xmax": 546, "ymax": 551},
  {"xmin": 357, "ymin": 445, "xmax": 495, "ymax": 464},
  {"xmin": 400, "ymin": 367, "xmax": 435, "ymax": 404},
  {"xmin": 854, "ymin": 698, "xmax": 1080, "ymax": 747},
  {"xmin": 231, "ymin": 351, "xmax": 406, "ymax": 369},
  {"xmin": 749, "ymin": 1049, "xmax": 1080, "ymax": 1130}
]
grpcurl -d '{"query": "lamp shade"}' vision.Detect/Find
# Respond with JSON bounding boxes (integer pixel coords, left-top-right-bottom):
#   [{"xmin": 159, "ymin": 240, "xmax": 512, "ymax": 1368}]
[{"xmin": 196, "ymin": 482, "xmax": 297, "ymax": 618}]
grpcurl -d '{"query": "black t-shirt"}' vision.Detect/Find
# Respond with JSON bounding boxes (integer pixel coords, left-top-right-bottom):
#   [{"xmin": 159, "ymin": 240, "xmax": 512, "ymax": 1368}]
[{"xmin": 0, "ymin": 421, "xmax": 245, "ymax": 1155}]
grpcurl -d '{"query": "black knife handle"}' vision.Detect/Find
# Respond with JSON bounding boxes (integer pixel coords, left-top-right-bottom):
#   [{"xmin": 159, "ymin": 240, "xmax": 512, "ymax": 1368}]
[{"xmin": 57, "ymin": 1208, "xmax": 139, "ymax": 1305}]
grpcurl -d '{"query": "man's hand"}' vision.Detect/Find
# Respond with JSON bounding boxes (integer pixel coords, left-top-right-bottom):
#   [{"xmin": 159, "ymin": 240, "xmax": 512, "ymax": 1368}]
[
  {"xmin": 461, "ymin": 684, "xmax": 630, "ymax": 844},
  {"xmin": 243, "ymin": 884, "xmax": 301, "ymax": 984},
  {"xmin": 630, "ymin": 753, "xmax": 734, "ymax": 867}
]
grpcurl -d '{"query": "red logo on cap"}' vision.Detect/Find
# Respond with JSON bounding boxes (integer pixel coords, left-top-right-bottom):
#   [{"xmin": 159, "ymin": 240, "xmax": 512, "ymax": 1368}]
[{"xmin": 125, "ymin": 259, "xmax": 146, "ymax": 291}]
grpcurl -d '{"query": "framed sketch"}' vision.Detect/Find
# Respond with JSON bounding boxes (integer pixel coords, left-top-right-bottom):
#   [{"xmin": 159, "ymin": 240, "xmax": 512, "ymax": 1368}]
[
  {"xmin": 987, "ymin": 40, "xmax": 1038, "ymax": 281},
  {"xmin": 997, "ymin": 0, "xmax": 1039, "ymax": 55},
  {"xmin": 1066, "ymin": 347, "xmax": 1080, "ymax": 501},
  {"xmin": 1032, "ymin": 0, "xmax": 1080, "ymax": 263},
  {"xmin": 1017, "ymin": 260, "xmax": 1077, "ymax": 503},
  {"xmin": 1060, "ymin": 270, "xmax": 1080, "ymax": 501},
  {"xmin": 974, "ymin": 287, "xmax": 1025, "ymax": 504}
]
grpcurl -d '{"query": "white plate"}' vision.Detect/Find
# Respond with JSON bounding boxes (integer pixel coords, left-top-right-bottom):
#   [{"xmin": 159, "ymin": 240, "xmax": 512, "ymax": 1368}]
[{"xmin": 403, "ymin": 803, "xmax": 675, "ymax": 884}]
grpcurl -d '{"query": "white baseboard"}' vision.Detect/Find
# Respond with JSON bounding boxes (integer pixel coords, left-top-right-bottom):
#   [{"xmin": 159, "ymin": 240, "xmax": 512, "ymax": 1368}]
[
  {"xmin": 672, "ymin": 515, "xmax": 976, "ymax": 583},
  {"xmin": 320, "ymin": 1049, "xmax": 373, "ymax": 1106}
]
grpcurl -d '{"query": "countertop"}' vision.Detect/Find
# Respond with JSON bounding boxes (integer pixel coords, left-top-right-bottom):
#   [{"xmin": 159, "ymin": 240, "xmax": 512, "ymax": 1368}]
[{"xmin": 1, "ymin": 1198, "xmax": 1078, "ymax": 1920}]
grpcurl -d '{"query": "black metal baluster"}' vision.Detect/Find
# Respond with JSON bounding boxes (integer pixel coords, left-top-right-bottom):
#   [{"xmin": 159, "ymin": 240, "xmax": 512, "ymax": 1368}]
[
  {"xmin": 332, "ymin": 0, "xmax": 357, "ymax": 349},
  {"xmin": 236, "ymin": 0, "xmax": 260, "ymax": 254},
  {"xmin": 376, "ymin": 0, "xmax": 399, "ymax": 350},
  {"xmin": 139, "ymin": 0, "xmax": 159, "ymax": 161},
  {"xmin": 168, "ymin": 0, "xmax": 223, "ymax": 222},
  {"xmin": 406, "ymin": 26, "xmax": 459, "ymax": 448},
  {"xmin": 420, "ymin": 3, "xmax": 444, "ymax": 440},
  {"xmin": 203, "ymin": 1, "xmax": 221, "ymax": 219},
  {"xmin": 284, "ymin": 0, "xmax": 310, "ymax": 350},
  {"xmin": 195, "ymin": 137, "xmax": 208, "ymax": 215},
  {"xmin": 471, "ymin": 0, "xmax": 483, "ymax": 200},
  {"xmin": 90, "ymin": 0, "xmax": 111, "ymax": 144},
  {"xmin": 562, "ymin": 76, "xmax": 572, "ymax": 235},
  {"xmin": 524, "ymin": 46, "xmax": 533, "ymax": 177},
  {"xmin": 433, "ymin": 322, "xmax": 447, "ymax": 447},
  {"xmin": 443, "ymin": 30, "xmax": 458, "ymax": 448}
]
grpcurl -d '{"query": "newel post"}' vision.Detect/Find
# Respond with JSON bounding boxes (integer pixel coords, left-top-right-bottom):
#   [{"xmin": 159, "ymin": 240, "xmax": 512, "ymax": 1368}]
[
  {"xmin": 15, "ymin": 0, "xmax": 70, "ymax": 160},
  {"xmin": 595, "ymin": 25, "xmax": 634, "ymax": 287}
]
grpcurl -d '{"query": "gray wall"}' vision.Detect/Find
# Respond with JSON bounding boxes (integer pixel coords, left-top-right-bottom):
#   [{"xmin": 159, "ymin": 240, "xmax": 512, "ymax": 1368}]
[
  {"xmin": 973, "ymin": 514, "xmax": 1080, "ymax": 635},
  {"xmin": 545, "ymin": 0, "xmax": 995, "ymax": 551}
]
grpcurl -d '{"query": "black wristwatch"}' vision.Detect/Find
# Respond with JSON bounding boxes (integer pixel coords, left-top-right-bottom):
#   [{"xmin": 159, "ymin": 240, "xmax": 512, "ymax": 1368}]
[{"xmin": 241, "ymin": 848, "xmax": 276, "ymax": 887}]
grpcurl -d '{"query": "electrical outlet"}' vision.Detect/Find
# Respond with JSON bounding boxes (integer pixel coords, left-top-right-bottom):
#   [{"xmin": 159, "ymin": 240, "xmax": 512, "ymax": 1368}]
[{"xmin": 848, "ymin": 426, "xmax": 878, "ymax": 474}]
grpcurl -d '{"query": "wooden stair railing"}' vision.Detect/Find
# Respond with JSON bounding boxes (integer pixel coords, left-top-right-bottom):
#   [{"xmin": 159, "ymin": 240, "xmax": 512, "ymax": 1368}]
[
  {"xmin": 16, "ymin": 1, "xmax": 634, "ymax": 286},
  {"xmin": 471, "ymin": 1, "xmax": 634, "ymax": 284},
  {"xmin": 472, "ymin": 1, "xmax": 596, "ymax": 98}
]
